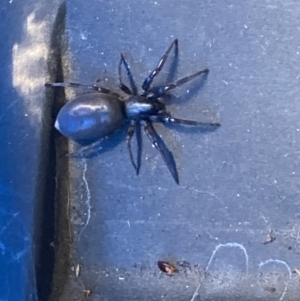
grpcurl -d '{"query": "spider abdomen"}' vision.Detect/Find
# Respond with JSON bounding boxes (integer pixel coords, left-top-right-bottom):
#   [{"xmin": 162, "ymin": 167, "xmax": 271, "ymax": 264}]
[{"xmin": 55, "ymin": 93, "xmax": 125, "ymax": 141}]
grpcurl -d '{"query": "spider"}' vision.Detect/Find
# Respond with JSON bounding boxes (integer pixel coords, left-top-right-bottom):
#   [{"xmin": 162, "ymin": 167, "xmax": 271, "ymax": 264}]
[{"xmin": 46, "ymin": 39, "xmax": 220, "ymax": 184}]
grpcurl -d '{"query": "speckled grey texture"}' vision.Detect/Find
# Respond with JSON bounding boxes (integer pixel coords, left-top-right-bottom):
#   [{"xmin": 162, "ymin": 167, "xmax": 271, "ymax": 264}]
[{"xmin": 58, "ymin": 0, "xmax": 300, "ymax": 300}]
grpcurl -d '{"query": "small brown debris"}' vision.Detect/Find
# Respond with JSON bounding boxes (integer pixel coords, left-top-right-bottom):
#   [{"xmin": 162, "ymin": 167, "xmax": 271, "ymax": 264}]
[
  {"xmin": 83, "ymin": 289, "xmax": 91, "ymax": 298},
  {"xmin": 263, "ymin": 230, "xmax": 276, "ymax": 245},
  {"xmin": 157, "ymin": 261, "xmax": 178, "ymax": 275},
  {"xmin": 264, "ymin": 286, "xmax": 276, "ymax": 293},
  {"xmin": 294, "ymin": 268, "xmax": 300, "ymax": 276},
  {"xmin": 177, "ymin": 260, "xmax": 191, "ymax": 270}
]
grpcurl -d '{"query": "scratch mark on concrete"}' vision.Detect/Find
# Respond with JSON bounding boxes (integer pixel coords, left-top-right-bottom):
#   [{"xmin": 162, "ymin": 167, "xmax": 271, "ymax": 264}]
[
  {"xmin": 206, "ymin": 243, "xmax": 249, "ymax": 274},
  {"xmin": 66, "ymin": 182, "xmax": 72, "ymax": 242},
  {"xmin": 187, "ymin": 187, "xmax": 222, "ymax": 203},
  {"xmin": 282, "ymin": 224, "xmax": 300, "ymax": 250},
  {"xmin": 77, "ymin": 160, "xmax": 91, "ymax": 241},
  {"xmin": 259, "ymin": 259, "xmax": 292, "ymax": 301},
  {"xmin": 190, "ymin": 242, "xmax": 249, "ymax": 301}
]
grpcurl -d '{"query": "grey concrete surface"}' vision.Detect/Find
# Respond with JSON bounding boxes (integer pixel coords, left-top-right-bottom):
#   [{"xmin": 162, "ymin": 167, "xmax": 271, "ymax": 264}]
[{"xmin": 52, "ymin": 0, "xmax": 300, "ymax": 300}]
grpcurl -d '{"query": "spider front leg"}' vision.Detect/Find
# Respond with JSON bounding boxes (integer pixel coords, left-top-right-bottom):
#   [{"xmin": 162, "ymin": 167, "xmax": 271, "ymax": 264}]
[
  {"xmin": 67, "ymin": 137, "xmax": 107, "ymax": 157},
  {"xmin": 146, "ymin": 68, "xmax": 209, "ymax": 98},
  {"xmin": 118, "ymin": 54, "xmax": 138, "ymax": 95},
  {"xmin": 142, "ymin": 39, "xmax": 178, "ymax": 92},
  {"xmin": 158, "ymin": 113, "xmax": 220, "ymax": 127},
  {"xmin": 126, "ymin": 120, "xmax": 143, "ymax": 175},
  {"xmin": 45, "ymin": 82, "xmax": 121, "ymax": 98},
  {"xmin": 143, "ymin": 120, "xmax": 179, "ymax": 184}
]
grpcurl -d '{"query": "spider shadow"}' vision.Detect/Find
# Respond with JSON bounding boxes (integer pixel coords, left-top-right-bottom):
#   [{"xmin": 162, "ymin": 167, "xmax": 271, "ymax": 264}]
[
  {"xmin": 161, "ymin": 72, "xmax": 219, "ymax": 135},
  {"xmin": 163, "ymin": 121, "xmax": 219, "ymax": 136},
  {"xmin": 168, "ymin": 70, "xmax": 209, "ymax": 105},
  {"xmin": 165, "ymin": 42, "xmax": 179, "ymax": 84},
  {"xmin": 69, "ymin": 125, "xmax": 128, "ymax": 159}
]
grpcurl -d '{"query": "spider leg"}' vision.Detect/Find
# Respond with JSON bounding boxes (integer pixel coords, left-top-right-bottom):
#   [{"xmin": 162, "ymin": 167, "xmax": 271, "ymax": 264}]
[
  {"xmin": 126, "ymin": 120, "xmax": 142, "ymax": 175},
  {"xmin": 146, "ymin": 68, "xmax": 209, "ymax": 98},
  {"xmin": 127, "ymin": 120, "xmax": 138, "ymax": 174},
  {"xmin": 135, "ymin": 121, "xmax": 142, "ymax": 175},
  {"xmin": 143, "ymin": 120, "xmax": 179, "ymax": 184},
  {"xmin": 67, "ymin": 137, "xmax": 106, "ymax": 157},
  {"xmin": 118, "ymin": 54, "xmax": 138, "ymax": 95},
  {"xmin": 118, "ymin": 54, "xmax": 133, "ymax": 95},
  {"xmin": 142, "ymin": 39, "xmax": 178, "ymax": 92},
  {"xmin": 45, "ymin": 82, "xmax": 121, "ymax": 98},
  {"xmin": 158, "ymin": 114, "xmax": 220, "ymax": 127}
]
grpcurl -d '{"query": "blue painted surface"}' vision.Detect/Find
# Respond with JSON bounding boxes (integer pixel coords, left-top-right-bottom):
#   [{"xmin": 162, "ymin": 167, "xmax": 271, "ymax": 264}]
[{"xmin": 0, "ymin": 2, "xmax": 47, "ymax": 300}]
